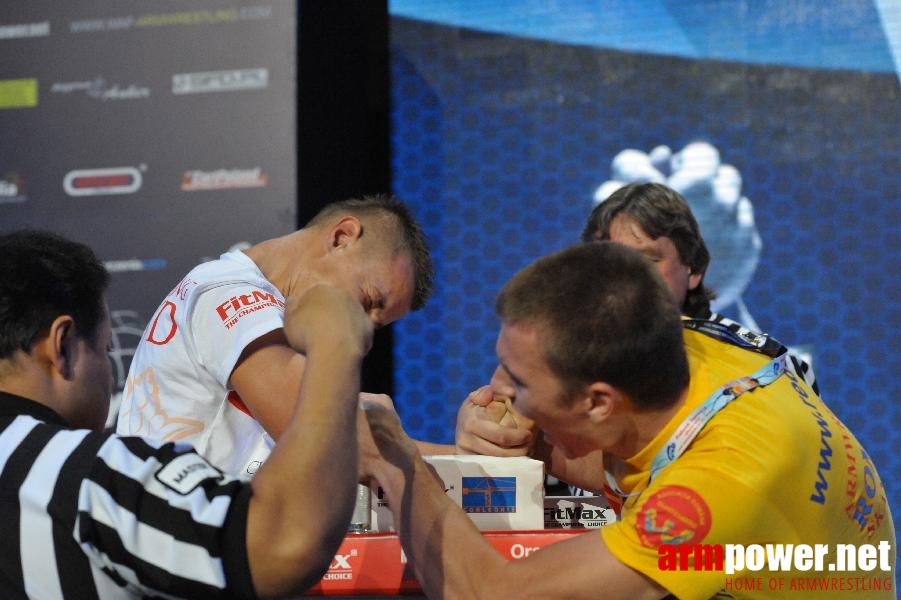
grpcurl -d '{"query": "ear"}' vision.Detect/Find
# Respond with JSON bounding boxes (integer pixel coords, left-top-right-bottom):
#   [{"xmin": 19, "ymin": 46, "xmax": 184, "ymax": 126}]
[
  {"xmin": 582, "ymin": 381, "xmax": 619, "ymax": 424},
  {"xmin": 687, "ymin": 268, "xmax": 703, "ymax": 292},
  {"xmin": 47, "ymin": 315, "xmax": 78, "ymax": 380},
  {"xmin": 327, "ymin": 216, "xmax": 363, "ymax": 252}
]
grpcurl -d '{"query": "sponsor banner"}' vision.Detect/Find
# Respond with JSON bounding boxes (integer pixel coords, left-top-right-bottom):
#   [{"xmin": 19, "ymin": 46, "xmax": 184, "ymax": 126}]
[
  {"xmin": 306, "ymin": 530, "xmax": 582, "ymax": 596},
  {"xmin": 0, "ymin": 79, "xmax": 38, "ymax": 109},
  {"xmin": 50, "ymin": 77, "xmax": 150, "ymax": 101},
  {"xmin": 103, "ymin": 258, "xmax": 168, "ymax": 273},
  {"xmin": 181, "ymin": 168, "xmax": 269, "ymax": 191},
  {"xmin": 172, "ymin": 69, "xmax": 269, "ymax": 95},
  {"xmin": 108, "ymin": 309, "xmax": 146, "ymax": 391},
  {"xmin": 69, "ymin": 6, "xmax": 272, "ymax": 34},
  {"xmin": 0, "ymin": 22, "xmax": 50, "ymax": 40},
  {"xmin": 0, "ymin": 173, "xmax": 27, "ymax": 204},
  {"xmin": 544, "ymin": 495, "xmax": 616, "ymax": 529},
  {"xmin": 63, "ymin": 166, "xmax": 143, "ymax": 196}
]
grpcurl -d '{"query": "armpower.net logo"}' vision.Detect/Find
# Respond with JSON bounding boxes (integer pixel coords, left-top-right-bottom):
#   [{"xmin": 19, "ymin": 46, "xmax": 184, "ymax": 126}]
[{"xmin": 658, "ymin": 541, "xmax": 894, "ymax": 593}]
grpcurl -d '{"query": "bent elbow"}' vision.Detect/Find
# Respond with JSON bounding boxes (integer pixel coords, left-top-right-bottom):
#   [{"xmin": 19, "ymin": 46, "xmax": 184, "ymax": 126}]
[{"xmin": 249, "ymin": 521, "xmax": 348, "ymax": 598}]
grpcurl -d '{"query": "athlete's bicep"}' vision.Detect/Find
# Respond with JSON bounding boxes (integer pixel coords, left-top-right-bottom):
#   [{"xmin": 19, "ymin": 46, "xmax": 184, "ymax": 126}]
[{"xmin": 228, "ymin": 329, "xmax": 307, "ymax": 441}]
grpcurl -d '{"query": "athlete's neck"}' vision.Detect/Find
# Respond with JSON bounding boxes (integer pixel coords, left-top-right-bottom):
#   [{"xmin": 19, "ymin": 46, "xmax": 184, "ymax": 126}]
[{"xmin": 606, "ymin": 386, "xmax": 688, "ymax": 460}]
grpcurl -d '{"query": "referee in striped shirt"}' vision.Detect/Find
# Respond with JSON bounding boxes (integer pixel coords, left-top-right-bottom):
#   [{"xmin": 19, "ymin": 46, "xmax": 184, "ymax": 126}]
[{"xmin": 0, "ymin": 230, "xmax": 374, "ymax": 599}]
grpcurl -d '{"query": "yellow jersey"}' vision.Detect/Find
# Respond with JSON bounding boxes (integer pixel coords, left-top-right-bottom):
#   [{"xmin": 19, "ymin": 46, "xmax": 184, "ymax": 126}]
[{"xmin": 601, "ymin": 329, "xmax": 896, "ymax": 599}]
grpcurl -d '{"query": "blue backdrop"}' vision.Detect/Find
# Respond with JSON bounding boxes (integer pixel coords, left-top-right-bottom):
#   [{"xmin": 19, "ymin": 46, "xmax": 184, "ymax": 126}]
[{"xmin": 387, "ymin": 0, "xmax": 901, "ymax": 552}]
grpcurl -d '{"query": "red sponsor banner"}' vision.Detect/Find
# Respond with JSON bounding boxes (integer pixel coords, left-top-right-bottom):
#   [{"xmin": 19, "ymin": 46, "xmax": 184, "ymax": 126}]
[
  {"xmin": 304, "ymin": 530, "xmax": 582, "ymax": 596},
  {"xmin": 62, "ymin": 166, "xmax": 143, "ymax": 196}
]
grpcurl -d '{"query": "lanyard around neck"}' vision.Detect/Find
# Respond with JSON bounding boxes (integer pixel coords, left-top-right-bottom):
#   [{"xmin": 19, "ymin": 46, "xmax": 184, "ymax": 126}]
[{"xmin": 605, "ymin": 353, "xmax": 789, "ymax": 499}]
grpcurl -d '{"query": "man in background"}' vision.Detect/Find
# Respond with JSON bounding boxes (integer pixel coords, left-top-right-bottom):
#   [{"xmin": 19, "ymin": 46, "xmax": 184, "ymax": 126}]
[
  {"xmin": 456, "ymin": 182, "xmax": 817, "ymax": 468},
  {"xmin": 0, "ymin": 230, "xmax": 375, "ymax": 598},
  {"xmin": 582, "ymin": 181, "xmax": 817, "ymax": 392}
]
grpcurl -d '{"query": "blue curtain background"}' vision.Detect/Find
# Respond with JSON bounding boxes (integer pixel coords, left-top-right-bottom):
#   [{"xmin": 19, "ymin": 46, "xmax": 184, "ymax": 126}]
[{"xmin": 387, "ymin": 0, "xmax": 901, "ymax": 544}]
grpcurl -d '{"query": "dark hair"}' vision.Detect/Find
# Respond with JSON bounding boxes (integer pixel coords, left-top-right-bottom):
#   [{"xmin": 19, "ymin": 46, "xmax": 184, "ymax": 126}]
[
  {"xmin": 307, "ymin": 194, "xmax": 434, "ymax": 311},
  {"xmin": 496, "ymin": 242, "xmax": 688, "ymax": 409},
  {"xmin": 581, "ymin": 182, "xmax": 714, "ymax": 317},
  {"xmin": 0, "ymin": 230, "xmax": 109, "ymax": 359}
]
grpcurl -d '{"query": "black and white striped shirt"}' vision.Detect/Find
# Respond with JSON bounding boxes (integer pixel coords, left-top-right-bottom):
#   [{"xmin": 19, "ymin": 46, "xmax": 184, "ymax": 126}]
[
  {"xmin": 0, "ymin": 392, "xmax": 257, "ymax": 599},
  {"xmin": 690, "ymin": 310, "xmax": 819, "ymax": 396}
]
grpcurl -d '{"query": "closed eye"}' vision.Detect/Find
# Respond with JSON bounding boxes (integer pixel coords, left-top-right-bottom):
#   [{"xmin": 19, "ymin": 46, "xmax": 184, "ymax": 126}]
[{"xmin": 501, "ymin": 364, "xmax": 525, "ymax": 390}]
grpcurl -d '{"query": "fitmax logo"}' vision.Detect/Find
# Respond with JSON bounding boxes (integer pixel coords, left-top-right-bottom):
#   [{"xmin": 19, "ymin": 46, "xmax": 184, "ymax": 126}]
[
  {"xmin": 216, "ymin": 290, "xmax": 285, "ymax": 322},
  {"xmin": 545, "ymin": 506, "xmax": 609, "ymax": 520}
]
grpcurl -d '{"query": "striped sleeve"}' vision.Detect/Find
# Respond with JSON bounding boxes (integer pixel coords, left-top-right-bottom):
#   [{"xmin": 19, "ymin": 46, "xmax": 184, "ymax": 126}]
[
  {"xmin": 76, "ymin": 434, "xmax": 257, "ymax": 599},
  {"xmin": 702, "ymin": 311, "xmax": 820, "ymax": 395},
  {"xmin": 0, "ymin": 414, "xmax": 256, "ymax": 599}
]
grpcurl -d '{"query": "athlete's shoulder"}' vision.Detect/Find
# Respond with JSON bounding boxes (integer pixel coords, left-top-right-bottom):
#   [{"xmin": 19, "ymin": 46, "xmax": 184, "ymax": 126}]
[{"xmin": 185, "ymin": 251, "xmax": 258, "ymax": 281}]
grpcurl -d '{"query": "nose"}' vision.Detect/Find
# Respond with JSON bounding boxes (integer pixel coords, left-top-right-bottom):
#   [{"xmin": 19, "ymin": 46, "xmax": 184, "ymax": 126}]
[{"xmin": 489, "ymin": 365, "xmax": 516, "ymax": 399}]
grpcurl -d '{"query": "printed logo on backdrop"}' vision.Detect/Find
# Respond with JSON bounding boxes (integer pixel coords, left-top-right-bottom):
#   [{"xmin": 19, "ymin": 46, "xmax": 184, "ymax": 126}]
[
  {"xmin": 70, "ymin": 6, "xmax": 272, "ymax": 34},
  {"xmin": 172, "ymin": 68, "xmax": 269, "ymax": 95},
  {"xmin": 50, "ymin": 77, "xmax": 150, "ymax": 101},
  {"xmin": 63, "ymin": 166, "xmax": 144, "ymax": 196},
  {"xmin": 103, "ymin": 309, "xmax": 155, "ymax": 429},
  {"xmin": 103, "ymin": 258, "xmax": 167, "ymax": 274},
  {"xmin": 462, "ymin": 477, "xmax": 517, "ymax": 513},
  {"xmin": 0, "ymin": 173, "xmax": 27, "ymax": 204},
  {"xmin": 0, "ymin": 22, "xmax": 50, "ymax": 40},
  {"xmin": 181, "ymin": 168, "xmax": 269, "ymax": 191},
  {"xmin": 107, "ymin": 310, "xmax": 147, "ymax": 391},
  {"xmin": 0, "ymin": 79, "xmax": 38, "ymax": 109}
]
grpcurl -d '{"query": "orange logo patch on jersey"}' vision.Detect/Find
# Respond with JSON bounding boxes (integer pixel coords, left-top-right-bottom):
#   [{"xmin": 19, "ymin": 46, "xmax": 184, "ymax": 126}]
[{"xmin": 636, "ymin": 485, "xmax": 712, "ymax": 547}]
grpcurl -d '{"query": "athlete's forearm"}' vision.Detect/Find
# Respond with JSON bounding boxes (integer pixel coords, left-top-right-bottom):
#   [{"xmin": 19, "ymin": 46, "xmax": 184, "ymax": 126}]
[
  {"xmin": 414, "ymin": 440, "xmax": 455, "ymax": 455},
  {"xmin": 375, "ymin": 450, "xmax": 509, "ymax": 600},
  {"xmin": 247, "ymin": 342, "xmax": 365, "ymax": 596}
]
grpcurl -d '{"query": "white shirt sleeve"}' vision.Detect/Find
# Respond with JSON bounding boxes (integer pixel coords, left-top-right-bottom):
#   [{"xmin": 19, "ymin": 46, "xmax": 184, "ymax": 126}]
[{"xmin": 190, "ymin": 282, "xmax": 287, "ymax": 387}]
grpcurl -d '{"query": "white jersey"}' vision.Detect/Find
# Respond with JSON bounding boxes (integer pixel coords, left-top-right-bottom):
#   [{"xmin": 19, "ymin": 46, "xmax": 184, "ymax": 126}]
[{"xmin": 116, "ymin": 251, "xmax": 285, "ymax": 477}]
